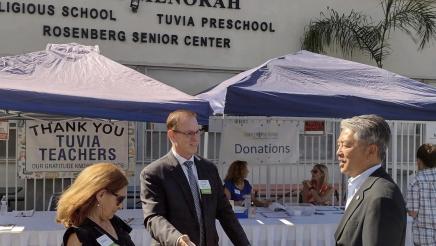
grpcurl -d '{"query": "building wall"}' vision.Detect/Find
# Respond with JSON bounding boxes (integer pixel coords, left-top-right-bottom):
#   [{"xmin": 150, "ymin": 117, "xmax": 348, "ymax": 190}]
[{"xmin": 0, "ymin": 0, "xmax": 435, "ymax": 94}]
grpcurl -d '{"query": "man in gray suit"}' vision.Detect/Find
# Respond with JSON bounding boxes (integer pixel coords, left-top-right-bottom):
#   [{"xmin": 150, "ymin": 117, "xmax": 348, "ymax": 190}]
[
  {"xmin": 335, "ymin": 115, "xmax": 406, "ymax": 246},
  {"xmin": 141, "ymin": 109, "xmax": 250, "ymax": 246}
]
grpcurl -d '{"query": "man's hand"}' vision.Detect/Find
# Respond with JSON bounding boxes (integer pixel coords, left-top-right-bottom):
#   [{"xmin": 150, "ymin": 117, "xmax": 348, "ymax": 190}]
[{"xmin": 177, "ymin": 234, "xmax": 196, "ymax": 246}]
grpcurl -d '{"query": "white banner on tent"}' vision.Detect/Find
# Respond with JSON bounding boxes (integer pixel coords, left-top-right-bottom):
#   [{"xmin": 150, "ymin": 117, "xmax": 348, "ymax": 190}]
[
  {"xmin": 425, "ymin": 122, "xmax": 436, "ymax": 144},
  {"xmin": 19, "ymin": 120, "xmax": 132, "ymax": 177},
  {"xmin": 219, "ymin": 118, "xmax": 299, "ymax": 165}
]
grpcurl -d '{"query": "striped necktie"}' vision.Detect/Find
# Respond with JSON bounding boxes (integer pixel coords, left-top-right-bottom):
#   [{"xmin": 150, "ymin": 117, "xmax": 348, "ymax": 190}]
[{"xmin": 183, "ymin": 160, "xmax": 204, "ymax": 245}]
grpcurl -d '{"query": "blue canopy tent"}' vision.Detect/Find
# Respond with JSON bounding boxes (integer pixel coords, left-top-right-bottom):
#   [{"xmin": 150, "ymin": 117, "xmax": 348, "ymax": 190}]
[
  {"xmin": 0, "ymin": 43, "xmax": 211, "ymax": 124},
  {"xmin": 198, "ymin": 50, "xmax": 436, "ymax": 120}
]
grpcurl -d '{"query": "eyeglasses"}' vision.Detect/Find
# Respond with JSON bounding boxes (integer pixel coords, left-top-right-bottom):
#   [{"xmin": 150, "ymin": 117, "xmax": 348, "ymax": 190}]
[
  {"xmin": 172, "ymin": 129, "xmax": 203, "ymax": 137},
  {"xmin": 108, "ymin": 190, "xmax": 126, "ymax": 205},
  {"xmin": 311, "ymin": 169, "xmax": 319, "ymax": 174}
]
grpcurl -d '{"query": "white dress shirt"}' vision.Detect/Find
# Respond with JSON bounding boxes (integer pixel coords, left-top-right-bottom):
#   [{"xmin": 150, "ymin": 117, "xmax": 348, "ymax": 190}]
[
  {"xmin": 345, "ymin": 164, "xmax": 382, "ymax": 209},
  {"xmin": 172, "ymin": 148, "xmax": 199, "ymax": 182},
  {"xmin": 172, "ymin": 149, "xmax": 202, "ymax": 246}
]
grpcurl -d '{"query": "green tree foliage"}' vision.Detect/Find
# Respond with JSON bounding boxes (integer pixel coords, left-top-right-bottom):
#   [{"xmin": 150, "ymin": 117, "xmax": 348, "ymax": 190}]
[{"xmin": 302, "ymin": 0, "xmax": 436, "ymax": 68}]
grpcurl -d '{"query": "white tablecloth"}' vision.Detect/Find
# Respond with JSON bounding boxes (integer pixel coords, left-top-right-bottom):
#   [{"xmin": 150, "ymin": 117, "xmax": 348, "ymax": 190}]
[{"xmin": 0, "ymin": 208, "xmax": 413, "ymax": 246}]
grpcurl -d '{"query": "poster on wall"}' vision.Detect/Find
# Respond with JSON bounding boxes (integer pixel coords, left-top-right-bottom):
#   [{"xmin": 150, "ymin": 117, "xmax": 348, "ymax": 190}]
[
  {"xmin": 425, "ymin": 122, "xmax": 436, "ymax": 144},
  {"xmin": 0, "ymin": 120, "xmax": 8, "ymax": 140},
  {"xmin": 18, "ymin": 119, "xmax": 135, "ymax": 178},
  {"xmin": 219, "ymin": 118, "xmax": 299, "ymax": 165}
]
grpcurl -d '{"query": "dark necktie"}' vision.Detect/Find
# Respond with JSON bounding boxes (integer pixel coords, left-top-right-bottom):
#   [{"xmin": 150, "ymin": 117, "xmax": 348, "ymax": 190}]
[{"xmin": 184, "ymin": 160, "xmax": 204, "ymax": 245}]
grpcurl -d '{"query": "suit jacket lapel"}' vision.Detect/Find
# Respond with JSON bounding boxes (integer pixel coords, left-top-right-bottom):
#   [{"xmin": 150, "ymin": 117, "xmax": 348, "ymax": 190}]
[
  {"xmin": 167, "ymin": 152, "xmax": 197, "ymax": 218},
  {"xmin": 195, "ymin": 157, "xmax": 208, "ymax": 186},
  {"xmin": 335, "ymin": 188, "xmax": 365, "ymax": 240},
  {"xmin": 334, "ymin": 167, "xmax": 383, "ymax": 240}
]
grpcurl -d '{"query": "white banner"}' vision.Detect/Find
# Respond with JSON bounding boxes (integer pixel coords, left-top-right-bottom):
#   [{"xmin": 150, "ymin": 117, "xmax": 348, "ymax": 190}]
[
  {"xmin": 219, "ymin": 118, "xmax": 299, "ymax": 165},
  {"xmin": 425, "ymin": 122, "xmax": 436, "ymax": 144},
  {"xmin": 22, "ymin": 120, "xmax": 130, "ymax": 174}
]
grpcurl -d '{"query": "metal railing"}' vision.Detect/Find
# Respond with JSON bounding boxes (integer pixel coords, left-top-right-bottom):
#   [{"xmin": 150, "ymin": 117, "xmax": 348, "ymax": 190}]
[{"xmin": 0, "ymin": 117, "xmax": 425, "ymax": 211}]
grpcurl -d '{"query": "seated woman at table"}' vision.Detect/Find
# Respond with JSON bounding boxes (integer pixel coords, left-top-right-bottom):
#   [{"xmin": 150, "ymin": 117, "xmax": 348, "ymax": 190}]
[
  {"xmin": 56, "ymin": 163, "xmax": 135, "ymax": 246},
  {"xmin": 301, "ymin": 164, "xmax": 335, "ymax": 205},
  {"xmin": 223, "ymin": 160, "xmax": 272, "ymax": 207}
]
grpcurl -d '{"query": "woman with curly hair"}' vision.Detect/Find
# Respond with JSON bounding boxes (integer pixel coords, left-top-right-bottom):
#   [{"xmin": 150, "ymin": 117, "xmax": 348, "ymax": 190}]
[{"xmin": 223, "ymin": 160, "xmax": 271, "ymax": 207}]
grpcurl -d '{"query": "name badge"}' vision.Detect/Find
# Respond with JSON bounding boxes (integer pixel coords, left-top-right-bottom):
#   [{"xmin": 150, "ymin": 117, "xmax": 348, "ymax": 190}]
[
  {"xmin": 234, "ymin": 189, "xmax": 241, "ymax": 195},
  {"xmin": 198, "ymin": 180, "xmax": 212, "ymax": 194},
  {"xmin": 96, "ymin": 234, "xmax": 118, "ymax": 246}
]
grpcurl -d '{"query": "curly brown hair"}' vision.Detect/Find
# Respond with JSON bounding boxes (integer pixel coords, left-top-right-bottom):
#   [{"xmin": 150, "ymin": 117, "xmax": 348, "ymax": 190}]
[{"xmin": 224, "ymin": 160, "xmax": 248, "ymax": 183}]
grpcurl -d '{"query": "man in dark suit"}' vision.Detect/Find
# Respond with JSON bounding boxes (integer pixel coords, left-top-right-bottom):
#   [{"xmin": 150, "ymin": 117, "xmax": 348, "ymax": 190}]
[
  {"xmin": 140, "ymin": 109, "xmax": 250, "ymax": 246},
  {"xmin": 335, "ymin": 115, "xmax": 406, "ymax": 246}
]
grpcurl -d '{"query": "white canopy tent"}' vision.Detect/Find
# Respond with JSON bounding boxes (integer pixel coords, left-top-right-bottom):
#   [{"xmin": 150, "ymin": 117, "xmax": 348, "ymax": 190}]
[{"xmin": 0, "ymin": 43, "xmax": 211, "ymax": 123}]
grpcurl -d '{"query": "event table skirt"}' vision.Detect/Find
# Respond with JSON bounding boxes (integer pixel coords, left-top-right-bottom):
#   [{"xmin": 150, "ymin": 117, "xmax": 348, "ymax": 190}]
[{"xmin": 0, "ymin": 208, "xmax": 413, "ymax": 246}]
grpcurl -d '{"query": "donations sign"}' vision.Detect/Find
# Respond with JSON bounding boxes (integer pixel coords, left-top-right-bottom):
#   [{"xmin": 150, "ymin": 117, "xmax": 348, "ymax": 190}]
[
  {"xmin": 22, "ymin": 120, "xmax": 130, "ymax": 176},
  {"xmin": 219, "ymin": 118, "xmax": 299, "ymax": 165}
]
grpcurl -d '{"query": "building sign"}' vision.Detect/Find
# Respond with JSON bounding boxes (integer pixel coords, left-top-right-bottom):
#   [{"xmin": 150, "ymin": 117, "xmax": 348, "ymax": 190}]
[
  {"xmin": 219, "ymin": 118, "xmax": 299, "ymax": 165},
  {"xmin": 28, "ymin": 2, "xmax": 275, "ymax": 49},
  {"xmin": 18, "ymin": 119, "xmax": 135, "ymax": 178},
  {"xmin": 0, "ymin": 0, "xmax": 290, "ymax": 68}
]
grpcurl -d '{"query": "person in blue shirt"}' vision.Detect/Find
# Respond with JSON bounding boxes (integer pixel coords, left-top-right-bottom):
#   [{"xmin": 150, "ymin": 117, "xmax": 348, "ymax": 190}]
[{"xmin": 223, "ymin": 160, "xmax": 272, "ymax": 207}]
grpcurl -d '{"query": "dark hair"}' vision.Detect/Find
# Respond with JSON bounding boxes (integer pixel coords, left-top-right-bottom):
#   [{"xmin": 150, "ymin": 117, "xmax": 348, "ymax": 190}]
[
  {"xmin": 416, "ymin": 143, "xmax": 436, "ymax": 168},
  {"xmin": 224, "ymin": 160, "xmax": 247, "ymax": 183}
]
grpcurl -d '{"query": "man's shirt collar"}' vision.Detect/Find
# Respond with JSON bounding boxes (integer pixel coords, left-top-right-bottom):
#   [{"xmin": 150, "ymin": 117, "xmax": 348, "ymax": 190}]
[
  {"xmin": 172, "ymin": 148, "xmax": 195, "ymax": 165},
  {"xmin": 346, "ymin": 164, "xmax": 381, "ymax": 208}
]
